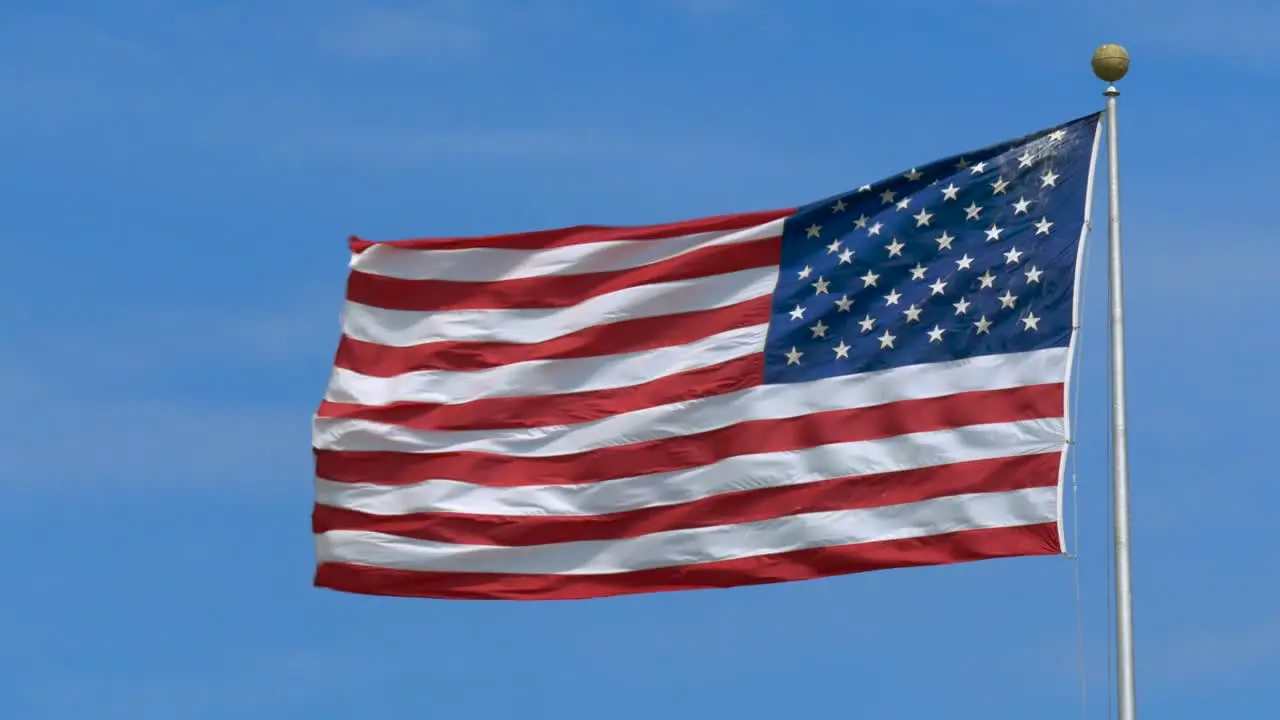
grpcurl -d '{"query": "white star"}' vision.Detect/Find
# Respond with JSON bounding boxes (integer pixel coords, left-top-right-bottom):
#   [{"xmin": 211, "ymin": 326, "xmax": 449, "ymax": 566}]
[
  {"xmin": 1024, "ymin": 266, "xmax": 1043, "ymax": 284},
  {"xmin": 868, "ymin": 222, "xmax": 883, "ymax": 236},
  {"xmin": 913, "ymin": 208, "xmax": 933, "ymax": 227},
  {"xmin": 964, "ymin": 202, "xmax": 983, "ymax": 220},
  {"xmin": 935, "ymin": 231, "xmax": 955, "ymax": 250},
  {"xmin": 954, "ymin": 157, "xmax": 969, "ymax": 170},
  {"xmin": 885, "ymin": 238, "xmax": 905, "ymax": 257},
  {"xmin": 1022, "ymin": 312, "xmax": 1041, "ymax": 331},
  {"xmin": 929, "ymin": 278, "xmax": 948, "ymax": 295},
  {"xmin": 997, "ymin": 289, "xmax": 1017, "ymax": 308},
  {"xmin": 956, "ymin": 254, "xmax": 975, "ymax": 270},
  {"xmin": 953, "ymin": 297, "xmax": 971, "ymax": 315},
  {"xmin": 826, "ymin": 239, "xmax": 842, "ymax": 254},
  {"xmin": 969, "ymin": 161, "xmax": 988, "ymax": 175},
  {"xmin": 984, "ymin": 224, "xmax": 1004, "ymax": 242},
  {"xmin": 837, "ymin": 248, "xmax": 855, "ymax": 264},
  {"xmin": 1017, "ymin": 151, "xmax": 1035, "ymax": 168},
  {"xmin": 909, "ymin": 263, "xmax": 928, "ymax": 280},
  {"xmin": 812, "ymin": 276, "xmax": 831, "ymax": 294},
  {"xmin": 860, "ymin": 270, "xmax": 880, "ymax": 287},
  {"xmin": 857, "ymin": 184, "xmax": 872, "ymax": 192},
  {"xmin": 831, "ymin": 198, "xmax": 847, "ymax": 213},
  {"xmin": 978, "ymin": 270, "xmax": 997, "ymax": 289},
  {"xmin": 903, "ymin": 303, "xmax": 922, "ymax": 322},
  {"xmin": 1003, "ymin": 246, "xmax": 1024, "ymax": 265},
  {"xmin": 1012, "ymin": 197, "xmax": 1032, "ymax": 215},
  {"xmin": 904, "ymin": 168, "xmax": 923, "ymax": 181},
  {"xmin": 941, "ymin": 183, "xmax": 960, "ymax": 201},
  {"xmin": 991, "ymin": 176, "xmax": 1010, "ymax": 195},
  {"xmin": 878, "ymin": 329, "xmax": 897, "ymax": 349},
  {"xmin": 1049, "ymin": 130, "xmax": 1066, "ymax": 142},
  {"xmin": 858, "ymin": 314, "xmax": 876, "ymax": 333},
  {"xmin": 895, "ymin": 197, "xmax": 912, "ymax": 211},
  {"xmin": 974, "ymin": 315, "xmax": 993, "ymax": 334},
  {"xmin": 1034, "ymin": 217, "xmax": 1054, "ymax": 235},
  {"xmin": 884, "ymin": 289, "xmax": 903, "ymax": 306},
  {"xmin": 854, "ymin": 214, "xmax": 869, "ymax": 229},
  {"xmin": 798, "ymin": 265, "xmax": 813, "ymax": 279},
  {"xmin": 1041, "ymin": 170, "xmax": 1059, "ymax": 188},
  {"xmin": 880, "ymin": 189, "xmax": 897, "ymax": 204},
  {"xmin": 834, "ymin": 295, "xmax": 853, "ymax": 312},
  {"xmin": 785, "ymin": 346, "xmax": 803, "ymax": 364},
  {"xmin": 811, "ymin": 320, "xmax": 829, "ymax": 338},
  {"xmin": 833, "ymin": 340, "xmax": 851, "ymax": 359},
  {"xmin": 789, "ymin": 304, "xmax": 805, "ymax": 320},
  {"xmin": 927, "ymin": 325, "xmax": 946, "ymax": 343},
  {"xmin": 806, "ymin": 224, "xmax": 822, "ymax": 238}
]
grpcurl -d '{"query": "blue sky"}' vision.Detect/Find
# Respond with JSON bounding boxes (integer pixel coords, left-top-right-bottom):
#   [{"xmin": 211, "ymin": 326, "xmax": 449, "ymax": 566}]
[{"xmin": 2, "ymin": 0, "xmax": 1275, "ymax": 717}]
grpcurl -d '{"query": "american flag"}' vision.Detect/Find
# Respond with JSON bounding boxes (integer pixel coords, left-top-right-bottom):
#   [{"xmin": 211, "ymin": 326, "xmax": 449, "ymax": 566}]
[{"xmin": 312, "ymin": 113, "xmax": 1103, "ymax": 600}]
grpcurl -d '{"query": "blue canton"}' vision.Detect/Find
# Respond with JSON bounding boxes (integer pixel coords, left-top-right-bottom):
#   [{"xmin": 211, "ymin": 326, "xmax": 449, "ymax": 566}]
[{"xmin": 763, "ymin": 113, "xmax": 1101, "ymax": 384}]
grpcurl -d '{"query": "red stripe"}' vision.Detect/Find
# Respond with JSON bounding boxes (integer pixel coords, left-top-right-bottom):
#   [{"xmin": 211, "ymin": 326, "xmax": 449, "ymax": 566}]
[
  {"xmin": 314, "ymin": 523, "xmax": 1061, "ymax": 600},
  {"xmin": 315, "ymin": 383, "xmax": 1064, "ymax": 488},
  {"xmin": 319, "ymin": 354, "xmax": 764, "ymax": 431},
  {"xmin": 335, "ymin": 297, "xmax": 772, "ymax": 377},
  {"xmin": 348, "ymin": 209, "xmax": 794, "ymax": 253},
  {"xmin": 346, "ymin": 237, "xmax": 781, "ymax": 312},
  {"xmin": 314, "ymin": 453, "xmax": 1059, "ymax": 546}
]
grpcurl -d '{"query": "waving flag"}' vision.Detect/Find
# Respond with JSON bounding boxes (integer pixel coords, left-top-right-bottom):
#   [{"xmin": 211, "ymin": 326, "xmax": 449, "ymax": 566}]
[{"xmin": 312, "ymin": 113, "xmax": 1102, "ymax": 600}]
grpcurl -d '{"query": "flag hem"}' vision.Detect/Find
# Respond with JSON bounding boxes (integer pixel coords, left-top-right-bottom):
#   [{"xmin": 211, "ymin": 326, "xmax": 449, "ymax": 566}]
[{"xmin": 1056, "ymin": 112, "xmax": 1106, "ymax": 554}]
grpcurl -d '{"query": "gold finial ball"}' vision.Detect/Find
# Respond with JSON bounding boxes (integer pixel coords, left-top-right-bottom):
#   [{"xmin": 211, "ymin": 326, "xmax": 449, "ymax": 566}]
[{"xmin": 1091, "ymin": 44, "xmax": 1130, "ymax": 83}]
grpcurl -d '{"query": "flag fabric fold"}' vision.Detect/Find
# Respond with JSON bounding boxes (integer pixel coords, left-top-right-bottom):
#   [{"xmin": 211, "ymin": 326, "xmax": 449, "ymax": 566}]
[{"xmin": 312, "ymin": 113, "xmax": 1103, "ymax": 600}]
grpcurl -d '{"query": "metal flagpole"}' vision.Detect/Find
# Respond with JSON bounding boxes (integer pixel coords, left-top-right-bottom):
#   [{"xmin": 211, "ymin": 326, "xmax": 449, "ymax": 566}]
[{"xmin": 1091, "ymin": 43, "xmax": 1137, "ymax": 720}]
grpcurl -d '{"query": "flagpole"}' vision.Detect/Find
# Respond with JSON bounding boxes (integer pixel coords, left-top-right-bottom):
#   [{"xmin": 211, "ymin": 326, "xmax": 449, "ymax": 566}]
[{"xmin": 1092, "ymin": 43, "xmax": 1137, "ymax": 720}]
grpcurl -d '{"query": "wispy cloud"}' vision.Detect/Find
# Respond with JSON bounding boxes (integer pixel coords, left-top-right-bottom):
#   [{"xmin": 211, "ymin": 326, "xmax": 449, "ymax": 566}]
[
  {"xmin": 12, "ymin": 648, "xmax": 384, "ymax": 719},
  {"xmin": 258, "ymin": 121, "xmax": 775, "ymax": 167},
  {"xmin": 1078, "ymin": 0, "xmax": 1280, "ymax": 68},
  {"xmin": 0, "ymin": 362, "xmax": 309, "ymax": 493},
  {"xmin": 317, "ymin": 1, "xmax": 483, "ymax": 61},
  {"xmin": 267, "ymin": 125, "xmax": 631, "ymax": 163},
  {"xmin": 13, "ymin": 284, "xmax": 343, "ymax": 372},
  {"xmin": 1122, "ymin": 233, "xmax": 1280, "ymax": 307},
  {"xmin": 0, "ymin": 290, "xmax": 339, "ymax": 492},
  {"xmin": 1157, "ymin": 614, "xmax": 1280, "ymax": 682},
  {"xmin": 314, "ymin": 0, "xmax": 576, "ymax": 62},
  {"xmin": 974, "ymin": 0, "xmax": 1280, "ymax": 68},
  {"xmin": 664, "ymin": 0, "xmax": 787, "ymax": 37},
  {"xmin": 667, "ymin": 0, "xmax": 761, "ymax": 17},
  {"xmin": 0, "ymin": 4, "xmax": 672, "ymax": 163}
]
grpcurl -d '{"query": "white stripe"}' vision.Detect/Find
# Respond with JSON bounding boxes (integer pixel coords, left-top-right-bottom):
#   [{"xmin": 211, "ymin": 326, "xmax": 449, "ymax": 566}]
[
  {"xmin": 315, "ymin": 486, "xmax": 1057, "ymax": 575},
  {"xmin": 341, "ymin": 266, "xmax": 777, "ymax": 347},
  {"xmin": 351, "ymin": 218, "xmax": 786, "ymax": 282},
  {"xmin": 317, "ymin": 420, "xmax": 1062, "ymax": 517},
  {"xmin": 312, "ymin": 347, "xmax": 1069, "ymax": 458},
  {"xmin": 325, "ymin": 324, "xmax": 768, "ymax": 407}
]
